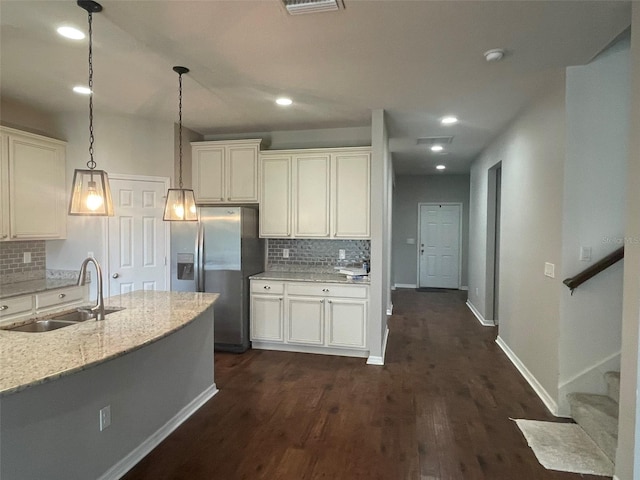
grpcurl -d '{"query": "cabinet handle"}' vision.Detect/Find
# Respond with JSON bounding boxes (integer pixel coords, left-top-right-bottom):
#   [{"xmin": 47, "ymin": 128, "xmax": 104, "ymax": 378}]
[
  {"xmin": 279, "ymin": 297, "xmax": 283, "ymax": 301},
  {"xmin": 0, "ymin": 305, "xmax": 8, "ymax": 311},
  {"xmin": 264, "ymin": 285, "xmax": 271, "ymax": 290},
  {"xmin": 0, "ymin": 234, "xmax": 7, "ymax": 239},
  {"xmin": 58, "ymin": 293, "xmax": 66, "ymax": 299},
  {"xmin": 328, "ymin": 300, "xmax": 332, "ymax": 304},
  {"xmin": 322, "ymin": 288, "xmax": 329, "ymax": 293}
]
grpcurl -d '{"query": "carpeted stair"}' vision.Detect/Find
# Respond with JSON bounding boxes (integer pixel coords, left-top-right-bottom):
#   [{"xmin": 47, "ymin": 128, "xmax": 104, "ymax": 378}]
[{"xmin": 567, "ymin": 371, "xmax": 620, "ymax": 462}]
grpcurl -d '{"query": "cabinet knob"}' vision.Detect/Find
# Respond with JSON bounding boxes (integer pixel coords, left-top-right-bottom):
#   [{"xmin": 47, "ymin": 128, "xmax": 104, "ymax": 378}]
[
  {"xmin": 112, "ymin": 273, "xmax": 120, "ymax": 279},
  {"xmin": 279, "ymin": 297, "xmax": 283, "ymax": 301},
  {"xmin": 322, "ymin": 288, "xmax": 329, "ymax": 293},
  {"xmin": 58, "ymin": 293, "xmax": 66, "ymax": 299},
  {"xmin": 328, "ymin": 300, "xmax": 332, "ymax": 304},
  {"xmin": 0, "ymin": 305, "xmax": 8, "ymax": 311},
  {"xmin": 0, "ymin": 234, "xmax": 7, "ymax": 239},
  {"xmin": 264, "ymin": 285, "xmax": 271, "ymax": 290},
  {"xmin": 320, "ymin": 299, "xmax": 324, "ymax": 303}
]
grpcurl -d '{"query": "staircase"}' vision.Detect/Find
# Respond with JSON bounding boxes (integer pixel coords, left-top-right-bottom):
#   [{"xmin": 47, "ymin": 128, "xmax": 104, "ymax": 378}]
[{"xmin": 567, "ymin": 371, "xmax": 620, "ymax": 462}]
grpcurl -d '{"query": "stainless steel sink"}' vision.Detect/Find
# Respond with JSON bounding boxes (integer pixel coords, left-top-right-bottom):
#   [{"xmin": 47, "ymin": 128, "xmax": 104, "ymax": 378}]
[{"xmin": 4, "ymin": 307, "xmax": 125, "ymax": 333}]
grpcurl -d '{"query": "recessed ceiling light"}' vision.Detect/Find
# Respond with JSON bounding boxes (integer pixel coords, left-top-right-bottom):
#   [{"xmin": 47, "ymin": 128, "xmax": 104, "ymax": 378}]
[
  {"xmin": 430, "ymin": 145, "xmax": 444, "ymax": 152},
  {"xmin": 73, "ymin": 86, "xmax": 92, "ymax": 95},
  {"xmin": 57, "ymin": 26, "xmax": 85, "ymax": 40},
  {"xmin": 484, "ymin": 48, "xmax": 505, "ymax": 62},
  {"xmin": 436, "ymin": 165, "xmax": 446, "ymax": 170},
  {"xmin": 441, "ymin": 116, "xmax": 458, "ymax": 125},
  {"xmin": 276, "ymin": 97, "xmax": 293, "ymax": 106}
]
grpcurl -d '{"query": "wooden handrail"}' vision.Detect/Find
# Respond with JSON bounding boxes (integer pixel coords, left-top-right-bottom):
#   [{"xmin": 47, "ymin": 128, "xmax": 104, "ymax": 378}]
[{"xmin": 563, "ymin": 246, "xmax": 624, "ymax": 293}]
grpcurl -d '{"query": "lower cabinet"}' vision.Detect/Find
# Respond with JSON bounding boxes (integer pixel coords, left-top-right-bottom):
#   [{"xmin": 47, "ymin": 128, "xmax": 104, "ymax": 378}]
[{"xmin": 250, "ymin": 279, "xmax": 368, "ymax": 358}]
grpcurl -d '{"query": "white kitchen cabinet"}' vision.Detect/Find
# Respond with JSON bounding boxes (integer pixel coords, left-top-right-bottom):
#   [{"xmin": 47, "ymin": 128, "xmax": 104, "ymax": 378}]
[
  {"xmin": 192, "ymin": 139, "xmax": 261, "ymax": 204},
  {"xmin": 250, "ymin": 280, "xmax": 285, "ymax": 342},
  {"xmin": 259, "ymin": 154, "xmax": 291, "ymax": 237},
  {"xmin": 0, "ymin": 284, "xmax": 89, "ymax": 328},
  {"xmin": 259, "ymin": 147, "xmax": 370, "ymax": 239},
  {"xmin": 250, "ymin": 278, "xmax": 369, "ymax": 357},
  {"xmin": 287, "ymin": 295, "xmax": 324, "ymax": 345},
  {"xmin": 332, "ymin": 151, "xmax": 370, "ymax": 238},
  {"xmin": 293, "ymin": 153, "xmax": 331, "ymax": 237},
  {"xmin": 0, "ymin": 127, "xmax": 66, "ymax": 241}
]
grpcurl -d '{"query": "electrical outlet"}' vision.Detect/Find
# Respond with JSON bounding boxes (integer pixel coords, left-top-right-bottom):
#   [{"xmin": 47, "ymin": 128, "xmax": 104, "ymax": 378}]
[
  {"xmin": 475, "ymin": 287, "xmax": 479, "ymax": 296},
  {"xmin": 23, "ymin": 252, "xmax": 31, "ymax": 263},
  {"xmin": 99, "ymin": 405, "xmax": 111, "ymax": 431},
  {"xmin": 339, "ymin": 249, "xmax": 346, "ymax": 260},
  {"xmin": 283, "ymin": 248, "xmax": 289, "ymax": 258}
]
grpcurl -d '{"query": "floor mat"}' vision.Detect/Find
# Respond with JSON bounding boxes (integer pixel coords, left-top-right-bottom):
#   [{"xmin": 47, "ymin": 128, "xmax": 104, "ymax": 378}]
[{"xmin": 513, "ymin": 419, "xmax": 614, "ymax": 476}]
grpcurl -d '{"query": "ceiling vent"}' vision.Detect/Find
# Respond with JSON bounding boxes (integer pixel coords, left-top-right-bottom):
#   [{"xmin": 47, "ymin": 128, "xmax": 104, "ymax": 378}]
[
  {"xmin": 417, "ymin": 136, "xmax": 454, "ymax": 146},
  {"xmin": 283, "ymin": 0, "xmax": 342, "ymax": 15}
]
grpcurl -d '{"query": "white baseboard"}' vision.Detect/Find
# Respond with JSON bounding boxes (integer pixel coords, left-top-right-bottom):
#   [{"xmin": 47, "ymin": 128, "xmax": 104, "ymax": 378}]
[
  {"xmin": 367, "ymin": 326, "xmax": 389, "ymax": 366},
  {"xmin": 496, "ymin": 336, "xmax": 560, "ymax": 417},
  {"xmin": 466, "ymin": 300, "xmax": 494, "ymax": 327},
  {"xmin": 394, "ymin": 283, "xmax": 417, "ymax": 289},
  {"xmin": 387, "ymin": 303, "xmax": 393, "ymax": 316},
  {"xmin": 460, "ymin": 286, "xmax": 469, "ymax": 291},
  {"xmin": 99, "ymin": 383, "xmax": 219, "ymax": 480}
]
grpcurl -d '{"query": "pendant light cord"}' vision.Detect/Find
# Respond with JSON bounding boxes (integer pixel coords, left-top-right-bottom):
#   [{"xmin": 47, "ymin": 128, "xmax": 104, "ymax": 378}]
[
  {"xmin": 178, "ymin": 71, "xmax": 183, "ymax": 189},
  {"xmin": 87, "ymin": 10, "xmax": 96, "ymax": 171}
]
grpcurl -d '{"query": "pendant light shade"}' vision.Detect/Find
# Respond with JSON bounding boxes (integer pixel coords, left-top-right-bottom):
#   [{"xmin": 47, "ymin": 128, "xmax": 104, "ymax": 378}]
[
  {"xmin": 69, "ymin": 0, "xmax": 114, "ymax": 216},
  {"xmin": 69, "ymin": 169, "xmax": 114, "ymax": 216},
  {"xmin": 163, "ymin": 66, "xmax": 198, "ymax": 221}
]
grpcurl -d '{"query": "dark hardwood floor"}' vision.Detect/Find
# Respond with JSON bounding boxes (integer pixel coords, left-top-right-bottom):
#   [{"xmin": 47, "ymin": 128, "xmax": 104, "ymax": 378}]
[{"xmin": 123, "ymin": 289, "xmax": 609, "ymax": 480}]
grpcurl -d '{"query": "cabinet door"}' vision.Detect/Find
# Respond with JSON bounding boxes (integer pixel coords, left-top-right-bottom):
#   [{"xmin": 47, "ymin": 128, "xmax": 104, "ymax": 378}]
[
  {"xmin": 251, "ymin": 294, "xmax": 284, "ymax": 342},
  {"xmin": 287, "ymin": 296, "xmax": 324, "ymax": 345},
  {"xmin": 0, "ymin": 134, "xmax": 9, "ymax": 240},
  {"xmin": 193, "ymin": 146, "xmax": 225, "ymax": 203},
  {"xmin": 260, "ymin": 155, "xmax": 291, "ymax": 237},
  {"xmin": 327, "ymin": 298, "xmax": 367, "ymax": 348},
  {"xmin": 227, "ymin": 144, "xmax": 259, "ymax": 203},
  {"xmin": 9, "ymin": 134, "xmax": 66, "ymax": 239},
  {"xmin": 293, "ymin": 154, "xmax": 330, "ymax": 237},
  {"xmin": 332, "ymin": 152, "xmax": 370, "ymax": 238}
]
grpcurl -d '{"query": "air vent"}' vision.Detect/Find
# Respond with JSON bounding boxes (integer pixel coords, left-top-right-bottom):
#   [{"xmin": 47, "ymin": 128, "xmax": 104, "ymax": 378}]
[
  {"xmin": 417, "ymin": 136, "xmax": 454, "ymax": 146},
  {"xmin": 283, "ymin": 0, "xmax": 341, "ymax": 15}
]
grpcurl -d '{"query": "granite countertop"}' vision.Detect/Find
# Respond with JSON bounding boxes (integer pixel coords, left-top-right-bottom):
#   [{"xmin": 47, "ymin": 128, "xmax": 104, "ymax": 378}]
[
  {"xmin": 0, "ymin": 290, "xmax": 218, "ymax": 397},
  {"xmin": 250, "ymin": 271, "xmax": 370, "ymax": 285},
  {"xmin": 0, "ymin": 277, "xmax": 79, "ymax": 299}
]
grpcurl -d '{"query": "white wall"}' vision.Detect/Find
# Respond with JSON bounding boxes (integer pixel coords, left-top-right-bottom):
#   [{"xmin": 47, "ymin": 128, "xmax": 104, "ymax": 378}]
[
  {"xmin": 45, "ymin": 112, "xmax": 175, "ymax": 285},
  {"xmin": 392, "ymin": 174, "xmax": 470, "ymax": 288},
  {"xmin": 0, "ymin": 97, "xmax": 62, "ymax": 139},
  {"xmin": 468, "ymin": 72, "xmax": 566, "ymax": 411},
  {"xmin": 557, "ymin": 37, "xmax": 629, "ymax": 415},
  {"xmin": 368, "ymin": 109, "xmax": 391, "ymax": 364},
  {"xmin": 617, "ymin": 6, "xmax": 640, "ymax": 479}
]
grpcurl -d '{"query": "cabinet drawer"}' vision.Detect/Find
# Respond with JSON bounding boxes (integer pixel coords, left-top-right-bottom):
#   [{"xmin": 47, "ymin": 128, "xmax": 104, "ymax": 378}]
[
  {"xmin": 287, "ymin": 283, "xmax": 368, "ymax": 299},
  {"xmin": 0, "ymin": 295, "xmax": 33, "ymax": 319},
  {"xmin": 251, "ymin": 280, "xmax": 285, "ymax": 295},
  {"xmin": 36, "ymin": 286, "xmax": 85, "ymax": 310}
]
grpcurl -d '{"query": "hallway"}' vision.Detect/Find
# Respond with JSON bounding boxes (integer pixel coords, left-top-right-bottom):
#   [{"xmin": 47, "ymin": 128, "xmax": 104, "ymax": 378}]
[{"xmin": 123, "ymin": 289, "xmax": 608, "ymax": 479}]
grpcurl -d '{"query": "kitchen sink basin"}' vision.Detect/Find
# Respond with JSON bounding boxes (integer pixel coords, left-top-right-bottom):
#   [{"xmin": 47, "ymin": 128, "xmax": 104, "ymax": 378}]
[{"xmin": 4, "ymin": 307, "xmax": 125, "ymax": 333}]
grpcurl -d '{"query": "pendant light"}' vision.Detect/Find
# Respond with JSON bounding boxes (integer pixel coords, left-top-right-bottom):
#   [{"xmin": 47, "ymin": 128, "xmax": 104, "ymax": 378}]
[
  {"xmin": 163, "ymin": 66, "xmax": 197, "ymax": 221},
  {"xmin": 68, "ymin": 0, "xmax": 114, "ymax": 216}
]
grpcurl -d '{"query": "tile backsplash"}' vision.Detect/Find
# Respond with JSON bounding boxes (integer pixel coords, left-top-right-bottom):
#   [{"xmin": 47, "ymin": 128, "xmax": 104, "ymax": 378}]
[
  {"xmin": 267, "ymin": 239, "xmax": 370, "ymax": 273},
  {"xmin": 0, "ymin": 240, "xmax": 46, "ymax": 284}
]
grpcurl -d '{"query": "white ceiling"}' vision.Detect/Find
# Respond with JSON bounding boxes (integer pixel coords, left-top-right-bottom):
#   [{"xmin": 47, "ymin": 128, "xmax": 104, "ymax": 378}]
[{"xmin": 0, "ymin": 0, "xmax": 631, "ymax": 175}]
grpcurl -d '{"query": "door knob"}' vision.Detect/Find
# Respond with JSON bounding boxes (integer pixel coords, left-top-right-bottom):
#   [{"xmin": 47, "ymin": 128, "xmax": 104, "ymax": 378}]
[{"xmin": 112, "ymin": 273, "xmax": 120, "ymax": 279}]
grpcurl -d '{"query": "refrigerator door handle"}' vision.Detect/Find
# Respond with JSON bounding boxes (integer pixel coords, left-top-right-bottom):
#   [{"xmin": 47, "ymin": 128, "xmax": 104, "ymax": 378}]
[{"xmin": 195, "ymin": 222, "xmax": 205, "ymax": 292}]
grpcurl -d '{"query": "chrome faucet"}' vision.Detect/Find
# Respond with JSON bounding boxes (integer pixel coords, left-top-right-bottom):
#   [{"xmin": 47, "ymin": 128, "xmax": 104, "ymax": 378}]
[{"xmin": 77, "ymin": 257, "xmax": 106, "ymax": 320}]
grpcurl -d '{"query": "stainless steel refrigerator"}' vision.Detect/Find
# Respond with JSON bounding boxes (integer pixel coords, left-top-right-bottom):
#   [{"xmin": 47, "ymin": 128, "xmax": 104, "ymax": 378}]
[{"xmin": 171, "ymin": 206, "xmax": 264, "ymax": 352}]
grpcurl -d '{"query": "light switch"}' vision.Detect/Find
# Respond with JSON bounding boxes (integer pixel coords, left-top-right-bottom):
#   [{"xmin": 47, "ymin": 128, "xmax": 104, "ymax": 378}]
[
  {"xmin": 23, "ymin": 252, "xmax": 31, "ymax": 263},
  {"xmin": 283, "ymin": 248, "xmax": 289, "ymax": 259},
  {"xmin": 580, "ymin": 246, "xmax": 592, "ymax": 262},
  {"xmin": 544, "ymin": 262, "xmax": 555, "ymax": 278},
  {"xmin": 406, "ymin": 238, "xmax": 416, "ymax": 245},
  {"xmin": 338, "ymin": 249, "xmax": 346, "ymax": 260}
]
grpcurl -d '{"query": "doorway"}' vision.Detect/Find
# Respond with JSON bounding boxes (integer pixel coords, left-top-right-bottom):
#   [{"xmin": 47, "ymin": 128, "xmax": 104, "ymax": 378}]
[
  {"xmin": 485, "ymin": 163, "xmax": 502, "ymax": 323},
  {"xmin": 417, "ymin": 203, "xmax": 462, "ymax": 289},
  {"xmin": 106, "ymin": 174, "xmax": 170, "ymax": 297}
]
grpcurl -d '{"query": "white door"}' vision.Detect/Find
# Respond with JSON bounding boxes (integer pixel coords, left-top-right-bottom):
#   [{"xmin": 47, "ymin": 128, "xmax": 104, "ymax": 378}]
[
  {"xmin": 107, "ymin": 175, "xmax": 170, "ymax": 296},
  {"xmin": 418, "ymin": 204, "xmax": 461, "ymax": 289}
]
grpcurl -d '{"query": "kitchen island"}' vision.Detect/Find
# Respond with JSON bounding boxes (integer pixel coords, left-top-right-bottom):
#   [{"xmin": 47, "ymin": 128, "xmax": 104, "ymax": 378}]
[{"xmin": 0, "ymin": 290, "xmax": 219, "ymax": 480}]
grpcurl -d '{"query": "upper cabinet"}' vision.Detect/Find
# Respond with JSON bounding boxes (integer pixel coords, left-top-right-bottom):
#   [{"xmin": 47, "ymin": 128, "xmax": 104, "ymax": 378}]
[
  {"xmin": 259, "ymin": 147, "xmax": 370, "ymax": 239},
  {"xmin": 0, "ymin": 127, "xmax": 66, "ymax": 241},
  {"xmin": 192, "ymin": 139, "xmax": 261, "ymax": 204}
]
